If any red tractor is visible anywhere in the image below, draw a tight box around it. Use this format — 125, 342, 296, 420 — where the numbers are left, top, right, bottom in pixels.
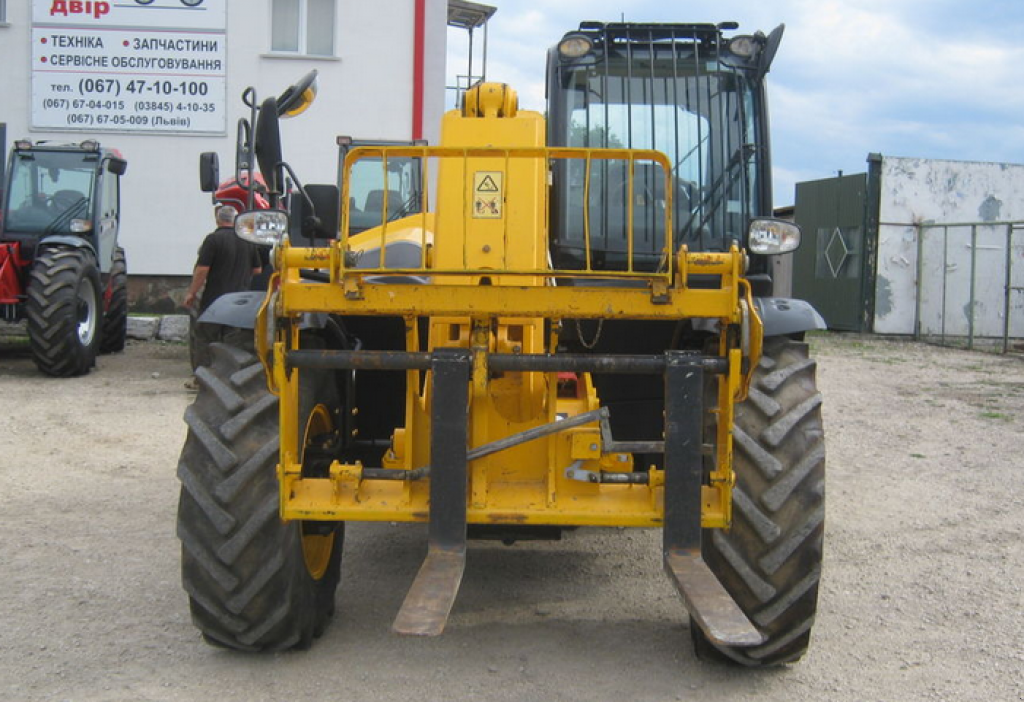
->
0, 139, 128, 376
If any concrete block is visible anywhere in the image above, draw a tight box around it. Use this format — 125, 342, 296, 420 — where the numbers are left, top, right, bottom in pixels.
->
127, 316, 160, 340
157, 315, 191, 342
0, 321, 28, 340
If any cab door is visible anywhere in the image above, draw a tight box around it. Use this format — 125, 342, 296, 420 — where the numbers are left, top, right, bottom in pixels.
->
94, 160, 121, 273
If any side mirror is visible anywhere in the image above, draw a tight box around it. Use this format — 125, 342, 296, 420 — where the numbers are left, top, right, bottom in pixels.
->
107, 157, 128, 176
198, 152, 219, 192
757, 24, 785, 78
277, 70, 319, 118
254, 96, 282, 194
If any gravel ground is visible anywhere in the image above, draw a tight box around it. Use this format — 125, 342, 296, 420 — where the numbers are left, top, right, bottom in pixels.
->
0, 333, 1021, 702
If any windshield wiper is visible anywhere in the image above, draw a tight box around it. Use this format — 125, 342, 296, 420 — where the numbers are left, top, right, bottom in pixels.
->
388, 192, 422, 222
684, 143, 756, 246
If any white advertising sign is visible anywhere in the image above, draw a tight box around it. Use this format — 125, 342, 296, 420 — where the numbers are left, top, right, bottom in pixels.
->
31, 0, 227, 134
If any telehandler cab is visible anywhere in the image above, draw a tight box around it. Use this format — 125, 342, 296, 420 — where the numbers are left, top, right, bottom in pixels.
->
178, 22, 826, 666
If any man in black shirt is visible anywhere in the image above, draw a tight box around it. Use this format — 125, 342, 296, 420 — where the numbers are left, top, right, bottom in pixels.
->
184, 205, 262, 380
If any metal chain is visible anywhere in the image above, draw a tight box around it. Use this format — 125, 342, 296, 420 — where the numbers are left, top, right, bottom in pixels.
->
574, 318, 604, 349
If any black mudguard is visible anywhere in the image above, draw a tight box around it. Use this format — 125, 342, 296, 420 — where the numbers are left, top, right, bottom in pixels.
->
753, 297, 827, 338
197, 291, 265, 329
198, 291, 329, 331
39, 235, 97, 260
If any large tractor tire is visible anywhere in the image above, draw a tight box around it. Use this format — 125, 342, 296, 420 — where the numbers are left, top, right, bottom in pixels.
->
693, 337, 825, 666
177, 341, 343, 651
26, 247, 102, 377
100, 247, 128, 354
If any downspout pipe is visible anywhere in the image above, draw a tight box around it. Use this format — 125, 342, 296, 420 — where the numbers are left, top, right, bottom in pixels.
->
412, 0, 426, 140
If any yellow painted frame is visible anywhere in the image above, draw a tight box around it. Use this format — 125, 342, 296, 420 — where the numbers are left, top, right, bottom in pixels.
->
260, 140, 762, 532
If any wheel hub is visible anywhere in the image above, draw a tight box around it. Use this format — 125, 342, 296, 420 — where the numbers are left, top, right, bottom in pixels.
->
301, 404, 337, 579
76, 277, 98, 345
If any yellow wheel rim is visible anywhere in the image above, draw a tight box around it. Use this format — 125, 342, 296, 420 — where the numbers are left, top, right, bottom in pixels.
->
300, 404, 336, 580
302, 532, 335, 581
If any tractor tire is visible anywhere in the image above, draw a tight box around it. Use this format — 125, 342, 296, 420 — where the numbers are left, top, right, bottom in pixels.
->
692, 337, 825, 666
100, 247, 128, 354
177, 341, 343, 651
26, 247, 102, 377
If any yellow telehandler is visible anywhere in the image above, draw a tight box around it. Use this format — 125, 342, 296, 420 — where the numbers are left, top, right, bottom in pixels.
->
178, 22, 826, 666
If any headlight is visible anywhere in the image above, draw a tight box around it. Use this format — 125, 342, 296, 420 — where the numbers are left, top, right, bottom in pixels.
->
70, 219, 93, 233
558, 34, 592, 58
748, 218, 801, 254
728, 35, 759, 58
236, 209, 289, 245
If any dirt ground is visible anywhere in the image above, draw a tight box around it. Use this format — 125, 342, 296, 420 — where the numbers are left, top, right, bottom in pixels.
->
0, 333, 1021, 702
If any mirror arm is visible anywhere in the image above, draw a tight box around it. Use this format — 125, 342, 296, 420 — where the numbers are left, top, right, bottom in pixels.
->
235, 118, 255, 210
242, 86, 257, 109
280, 161, 316, 218
279, 162, 328, 237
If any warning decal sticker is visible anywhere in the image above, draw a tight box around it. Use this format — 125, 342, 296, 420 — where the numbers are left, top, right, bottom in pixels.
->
473, 171, 503, 219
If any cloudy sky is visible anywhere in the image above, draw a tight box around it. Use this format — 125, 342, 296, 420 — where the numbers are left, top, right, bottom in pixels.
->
446, 0, 1024, 206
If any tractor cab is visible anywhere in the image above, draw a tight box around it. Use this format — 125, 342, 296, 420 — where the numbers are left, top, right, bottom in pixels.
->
547, 22, 787, 280
0, 139, 128, 376
2, 140, 126, 270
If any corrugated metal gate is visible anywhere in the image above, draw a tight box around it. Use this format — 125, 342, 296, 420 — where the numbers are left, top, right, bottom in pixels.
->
791, 172, 875, 331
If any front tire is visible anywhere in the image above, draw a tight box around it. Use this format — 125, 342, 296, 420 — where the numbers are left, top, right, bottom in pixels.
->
177, 342, 342, 651
100, 247, 128, 354
26, 247, 102, 377
693, 338, 825, 666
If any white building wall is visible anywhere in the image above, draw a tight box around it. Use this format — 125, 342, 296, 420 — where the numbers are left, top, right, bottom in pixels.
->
0, 0, 447, 278
422, 0, 448, 146
874, 155, 1024, 336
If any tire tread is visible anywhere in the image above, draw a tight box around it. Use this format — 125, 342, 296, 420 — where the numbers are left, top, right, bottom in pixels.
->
695, 338, 826, 666
26, 248, 101, 376
177, 342, 341, 651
